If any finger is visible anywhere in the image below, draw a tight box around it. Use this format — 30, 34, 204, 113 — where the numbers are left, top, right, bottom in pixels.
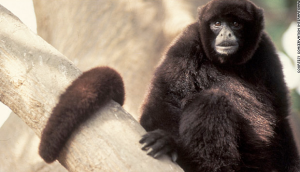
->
148, 139, 172, 158
171, 152, 178, 162
139, 135, 148, 144
146, 147, 155, 157
153, 147, 172, 159
139, 137, 156, 149
141, 143, 150, 151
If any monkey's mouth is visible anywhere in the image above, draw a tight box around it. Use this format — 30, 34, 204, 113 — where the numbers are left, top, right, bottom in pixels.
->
216, 45, 238, 51
215, 42, 239, 55
217, 41, 237, 46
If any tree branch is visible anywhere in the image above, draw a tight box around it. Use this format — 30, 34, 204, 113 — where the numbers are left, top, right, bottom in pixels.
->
0, 5, 183, 172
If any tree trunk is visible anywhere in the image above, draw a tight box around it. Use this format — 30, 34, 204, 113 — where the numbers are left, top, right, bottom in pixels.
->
0, 5, 183, 172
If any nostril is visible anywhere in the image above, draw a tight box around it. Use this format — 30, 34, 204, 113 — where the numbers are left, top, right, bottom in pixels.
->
228, 33, 231, 37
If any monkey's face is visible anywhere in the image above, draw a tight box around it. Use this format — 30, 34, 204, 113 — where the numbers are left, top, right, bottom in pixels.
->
198, 0, 264, 65
209, 18, 244, 63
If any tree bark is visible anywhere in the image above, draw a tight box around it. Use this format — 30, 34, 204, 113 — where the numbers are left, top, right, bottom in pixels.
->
0, 5, 183, 172
0, 112, 67, 172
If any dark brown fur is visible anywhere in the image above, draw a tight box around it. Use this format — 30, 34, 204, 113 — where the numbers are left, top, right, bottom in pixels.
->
140, 0, 300, 171
39, 67, 124, 163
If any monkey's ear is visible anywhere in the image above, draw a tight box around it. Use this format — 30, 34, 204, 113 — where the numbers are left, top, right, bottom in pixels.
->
197, 5, 206, 21
245, 1, 264, 22
197, 5, 204, 15
256, 7, 264, 21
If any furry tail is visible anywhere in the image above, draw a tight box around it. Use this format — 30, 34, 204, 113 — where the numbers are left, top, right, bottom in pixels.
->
39, 67, 125, 163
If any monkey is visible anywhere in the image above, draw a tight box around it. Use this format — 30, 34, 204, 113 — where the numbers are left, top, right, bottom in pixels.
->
139, 0, 300, 171
38, 0, 300, 171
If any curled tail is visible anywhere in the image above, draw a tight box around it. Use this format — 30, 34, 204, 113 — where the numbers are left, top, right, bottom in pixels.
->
39, 67, 125, 163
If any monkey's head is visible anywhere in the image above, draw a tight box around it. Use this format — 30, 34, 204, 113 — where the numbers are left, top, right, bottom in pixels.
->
198, 0, 264, 65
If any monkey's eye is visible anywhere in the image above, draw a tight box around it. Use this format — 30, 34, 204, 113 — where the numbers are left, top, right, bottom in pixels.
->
214, 21, 221, 27
232, 21, 243, 29
233, 22, 239, 27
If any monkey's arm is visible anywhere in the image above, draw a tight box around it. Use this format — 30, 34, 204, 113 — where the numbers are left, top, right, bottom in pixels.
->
139, 54, 186, 160
139, 22, 202, 160
39, 67, 124, 163
139, 75, 182, 161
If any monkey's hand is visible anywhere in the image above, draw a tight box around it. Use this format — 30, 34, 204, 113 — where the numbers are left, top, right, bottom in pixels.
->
139, 129, 178, 162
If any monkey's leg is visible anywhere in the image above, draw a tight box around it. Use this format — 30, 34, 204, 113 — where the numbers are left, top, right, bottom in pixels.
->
179, 89, 240, 172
